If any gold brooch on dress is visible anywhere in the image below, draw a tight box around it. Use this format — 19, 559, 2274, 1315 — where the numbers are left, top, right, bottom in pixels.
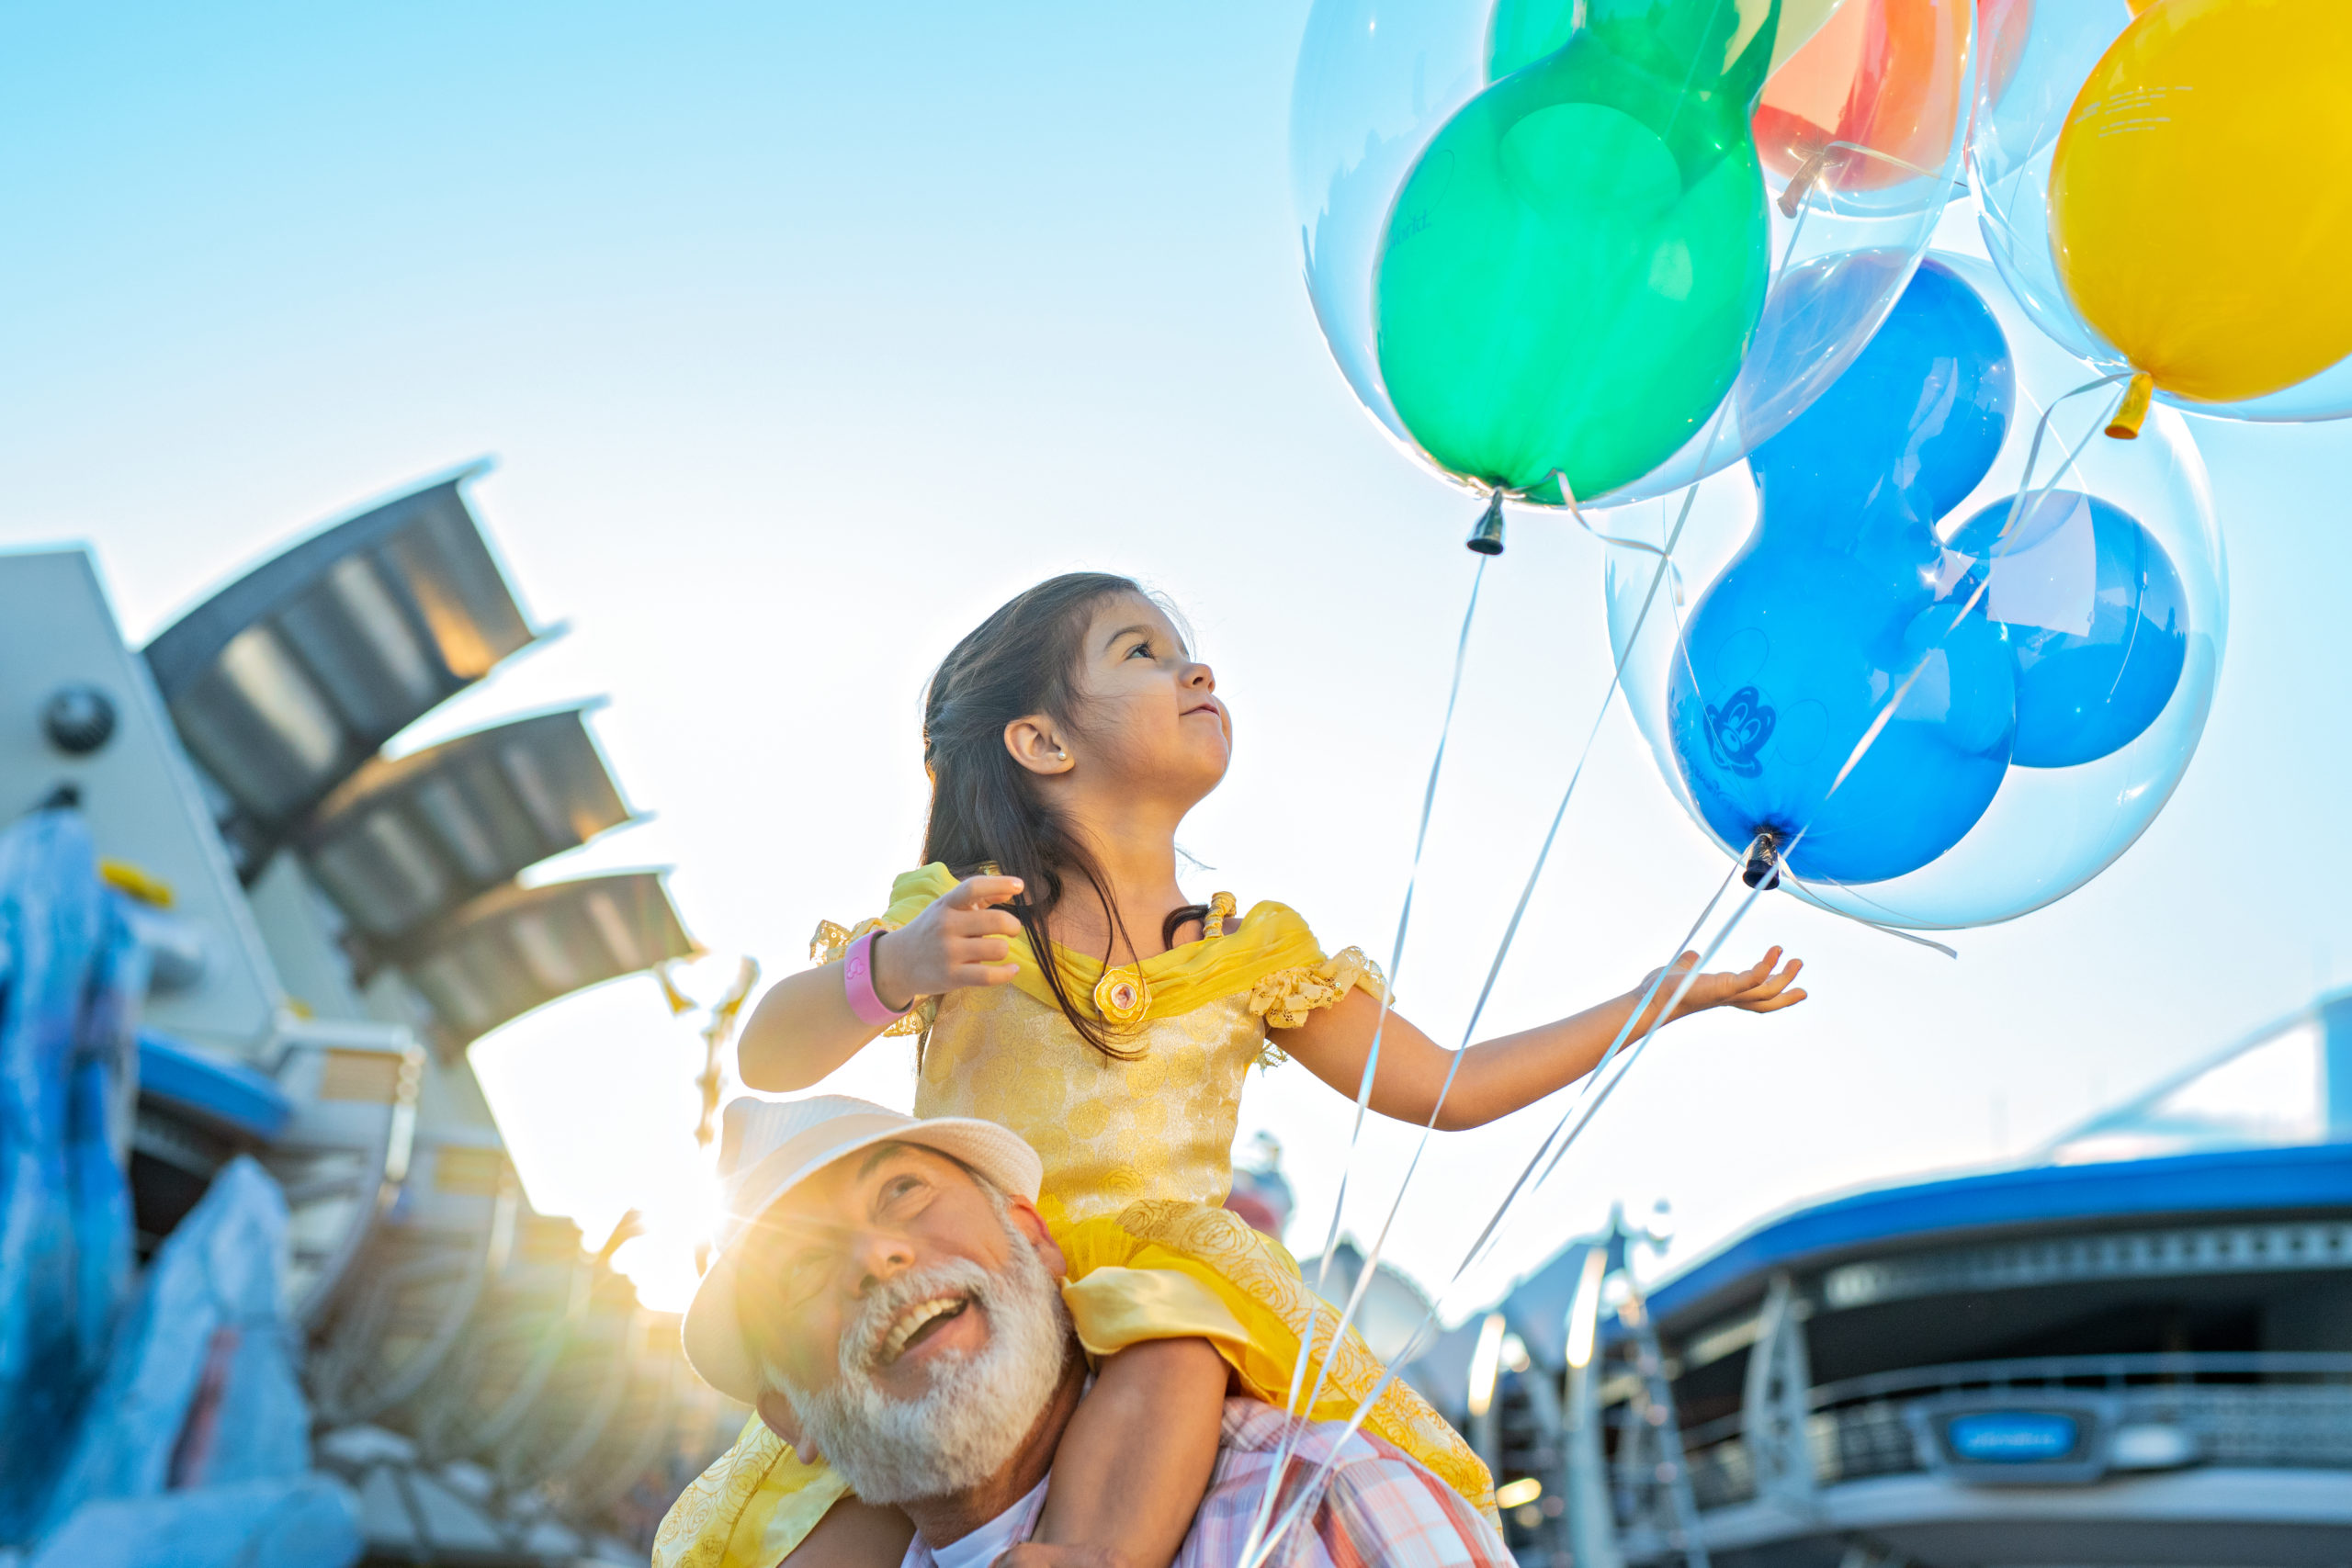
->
1092, 965, 1150, 1027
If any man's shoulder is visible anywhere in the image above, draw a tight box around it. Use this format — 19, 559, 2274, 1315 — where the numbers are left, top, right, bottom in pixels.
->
1213, 1396, 1443, 1479
1216, 1397, 1374, 1465
1200, 1399, 1511, 1567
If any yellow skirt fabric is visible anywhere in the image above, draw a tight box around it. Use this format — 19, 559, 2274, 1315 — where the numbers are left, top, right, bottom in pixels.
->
651, 1416, 846, 1568
650, 1202, 1495, 1568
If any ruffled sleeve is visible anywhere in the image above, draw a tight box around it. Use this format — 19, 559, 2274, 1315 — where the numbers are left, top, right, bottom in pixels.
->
806, 864, 961, 1038
1246, 945, 1389, 1032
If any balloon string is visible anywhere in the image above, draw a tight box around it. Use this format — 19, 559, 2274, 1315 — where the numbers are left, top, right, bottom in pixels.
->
1240, 855, 1745, 1568
1302, 548, 1485, 1317
1260, 367, 2125, 1564
1248, 107, 1975, 1556
1238, 846, 1770, 1568
1247, 338, 1766, 1540
1260, 477, 1704, 1450
1243, 186, 1847, 1545
1238, 553, 1486, 1562
1783, 875, 1962, 955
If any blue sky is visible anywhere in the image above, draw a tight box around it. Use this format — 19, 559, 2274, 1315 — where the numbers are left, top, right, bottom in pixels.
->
6, 2, 2349, 1312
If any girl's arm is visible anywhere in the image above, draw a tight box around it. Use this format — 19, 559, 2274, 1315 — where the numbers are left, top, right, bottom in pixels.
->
736, 875, 1027, 1091
1026, 1337, 1229, 1568
1272, 949, 1805, 1132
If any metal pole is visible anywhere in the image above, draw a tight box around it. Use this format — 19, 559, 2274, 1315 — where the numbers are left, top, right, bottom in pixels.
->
694, 957, 761, 1150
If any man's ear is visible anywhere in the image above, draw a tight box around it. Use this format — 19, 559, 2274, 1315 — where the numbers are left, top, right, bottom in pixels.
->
1005, 1194, 1068, 1279
754, 1389, 819, 1461
1003, 716, 1074, 778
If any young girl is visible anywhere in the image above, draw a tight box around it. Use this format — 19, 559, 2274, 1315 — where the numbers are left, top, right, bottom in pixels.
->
656, 573, 1804, 1568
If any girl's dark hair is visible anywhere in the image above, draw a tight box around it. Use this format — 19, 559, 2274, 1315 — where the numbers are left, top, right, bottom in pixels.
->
921, 572, 1207, 1057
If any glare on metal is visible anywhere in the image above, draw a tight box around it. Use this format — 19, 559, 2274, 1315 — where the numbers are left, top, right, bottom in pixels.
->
1566, 1246, 1609, 1370
1494, 1476, 1544, 1510
1466, 1311, 1509, 1418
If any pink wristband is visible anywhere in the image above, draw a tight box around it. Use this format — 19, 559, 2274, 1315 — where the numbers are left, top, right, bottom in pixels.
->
843, 929, 910, 1027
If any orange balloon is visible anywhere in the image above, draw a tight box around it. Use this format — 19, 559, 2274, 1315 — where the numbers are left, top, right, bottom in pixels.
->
1754, 0, 1970, 188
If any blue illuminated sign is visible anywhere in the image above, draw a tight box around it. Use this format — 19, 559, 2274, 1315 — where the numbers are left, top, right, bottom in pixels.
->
1946, 1412, 2081, 1462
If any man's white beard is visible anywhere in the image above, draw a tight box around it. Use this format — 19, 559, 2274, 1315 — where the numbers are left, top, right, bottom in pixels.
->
766, 1213, 1072, 1506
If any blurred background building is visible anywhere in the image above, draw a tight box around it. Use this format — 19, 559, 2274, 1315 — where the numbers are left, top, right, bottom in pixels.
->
0, 472, 732, 1567
1396, 1001, 2352, 1568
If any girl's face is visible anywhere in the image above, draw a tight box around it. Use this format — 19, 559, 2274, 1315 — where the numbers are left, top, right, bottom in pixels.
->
1066, 593, 1230, 802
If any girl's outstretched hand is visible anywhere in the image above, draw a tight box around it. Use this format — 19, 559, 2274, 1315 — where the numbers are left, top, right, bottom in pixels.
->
869, 874, 1026, 1009
1634, 947, 1806, 1031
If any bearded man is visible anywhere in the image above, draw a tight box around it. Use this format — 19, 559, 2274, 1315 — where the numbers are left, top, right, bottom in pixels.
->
658, 1096, 1512, 1568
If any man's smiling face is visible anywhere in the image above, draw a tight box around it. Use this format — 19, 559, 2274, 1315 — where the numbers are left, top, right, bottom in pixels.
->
744, 1141, 1035, 1397
735, 1140, 1075, 1505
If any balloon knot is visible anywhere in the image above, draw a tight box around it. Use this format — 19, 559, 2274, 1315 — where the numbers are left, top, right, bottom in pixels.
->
1465, 492, 1506, 556
2106, 371, 2155, 439
1777, 149, 1829, 220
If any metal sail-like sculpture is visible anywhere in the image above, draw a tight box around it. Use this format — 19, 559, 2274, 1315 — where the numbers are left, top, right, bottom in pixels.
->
144, 470, 542, 881
298, 705, 635, 956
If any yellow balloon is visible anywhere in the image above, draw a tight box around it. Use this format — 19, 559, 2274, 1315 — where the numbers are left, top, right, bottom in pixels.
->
2049, 0, 2352, 405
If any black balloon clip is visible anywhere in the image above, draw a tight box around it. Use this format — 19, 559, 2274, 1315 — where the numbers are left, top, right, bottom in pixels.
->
1465, 492, 1506, 556
1743, 829, 1782, 891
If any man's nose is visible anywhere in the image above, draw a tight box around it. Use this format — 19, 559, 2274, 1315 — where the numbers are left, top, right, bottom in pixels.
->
848, 1226, 916, 1293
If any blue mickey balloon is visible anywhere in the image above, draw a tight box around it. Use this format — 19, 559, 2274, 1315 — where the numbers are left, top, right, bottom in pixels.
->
1669, 258, 2019, 885
1946, 490, 2188, 768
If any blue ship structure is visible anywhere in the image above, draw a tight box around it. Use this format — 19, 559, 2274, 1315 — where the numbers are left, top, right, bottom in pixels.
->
0, 472, 725, 1566
1421, 998, 2352, 1567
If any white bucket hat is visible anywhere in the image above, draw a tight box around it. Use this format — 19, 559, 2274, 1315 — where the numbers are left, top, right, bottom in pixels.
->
682, 1094, 1044, 1404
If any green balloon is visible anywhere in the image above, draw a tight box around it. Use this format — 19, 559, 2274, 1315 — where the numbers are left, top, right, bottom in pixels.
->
1487, 0, 1582, 81
1374, 0, 1781, 503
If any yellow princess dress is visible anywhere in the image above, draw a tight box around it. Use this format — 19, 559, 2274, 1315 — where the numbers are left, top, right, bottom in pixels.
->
652, 866, 1495, 1568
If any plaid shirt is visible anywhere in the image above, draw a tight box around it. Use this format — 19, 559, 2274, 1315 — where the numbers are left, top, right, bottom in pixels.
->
902, 1397, 1512, 1568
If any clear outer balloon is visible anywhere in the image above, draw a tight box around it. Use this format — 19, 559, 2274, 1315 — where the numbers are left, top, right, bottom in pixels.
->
1604, 253, 2226, 930
1972, 0, 2352, 422
1290, 0, 1974, 510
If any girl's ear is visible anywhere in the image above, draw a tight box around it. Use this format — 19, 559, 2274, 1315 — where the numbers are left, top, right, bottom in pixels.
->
1003, 715, 1075, 777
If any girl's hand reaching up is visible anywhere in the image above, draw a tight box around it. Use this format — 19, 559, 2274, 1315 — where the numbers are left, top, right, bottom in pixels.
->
1633, 947, 1805, 1033
869, 874, 1026, 1010
1273, 945, 1807, 1133
734, 874, 1027, 1094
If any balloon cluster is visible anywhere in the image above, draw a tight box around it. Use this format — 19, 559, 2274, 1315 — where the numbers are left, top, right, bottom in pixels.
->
1292, 0, 1971, 517
1291, 0, 2345, 930
1606, 254, 2224, 929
